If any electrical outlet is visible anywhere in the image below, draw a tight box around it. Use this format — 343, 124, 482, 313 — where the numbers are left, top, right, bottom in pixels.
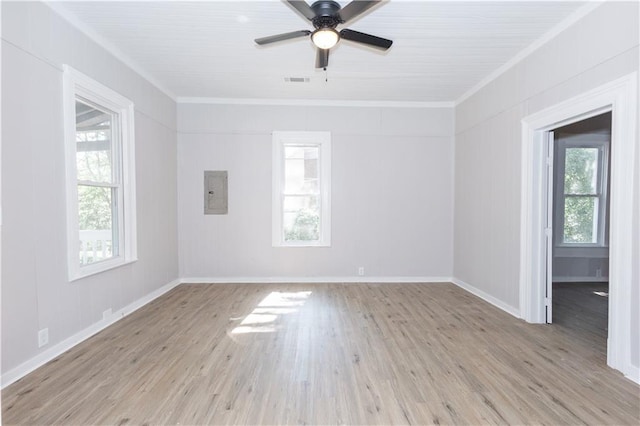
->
103, 308, 113, 320
358, 267, 365, 276
38, 328, 49, 348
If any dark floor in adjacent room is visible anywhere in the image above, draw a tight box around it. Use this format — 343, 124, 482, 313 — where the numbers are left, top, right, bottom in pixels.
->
553, 281, 609, 358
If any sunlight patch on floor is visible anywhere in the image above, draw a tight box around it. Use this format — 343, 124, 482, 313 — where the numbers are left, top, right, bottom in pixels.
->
231, 291, 312, 334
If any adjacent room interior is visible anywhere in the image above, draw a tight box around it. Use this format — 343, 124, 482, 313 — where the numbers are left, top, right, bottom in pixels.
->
551, 113, 612, 357
1, 0, 639, 424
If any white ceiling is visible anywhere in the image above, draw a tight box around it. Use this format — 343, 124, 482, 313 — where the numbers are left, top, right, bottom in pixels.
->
53, 0, 589, 103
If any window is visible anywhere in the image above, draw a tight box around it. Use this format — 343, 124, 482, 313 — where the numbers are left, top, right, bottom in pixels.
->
555, 137, 609, 246
272, 131, 331, 247
63, 65, 137, 280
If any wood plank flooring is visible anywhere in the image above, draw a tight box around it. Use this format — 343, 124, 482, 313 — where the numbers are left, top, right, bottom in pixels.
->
3, 283, 639, 425
553, 282, 609, 357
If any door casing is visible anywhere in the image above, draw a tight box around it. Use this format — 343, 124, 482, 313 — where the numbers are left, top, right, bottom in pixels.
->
519, 72, 637, 380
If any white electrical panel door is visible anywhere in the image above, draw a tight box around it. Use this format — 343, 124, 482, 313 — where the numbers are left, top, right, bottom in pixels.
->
204, 171, 228, 214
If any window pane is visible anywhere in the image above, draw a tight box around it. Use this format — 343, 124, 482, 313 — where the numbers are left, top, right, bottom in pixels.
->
564, 196, 598, 243
283, 195, 320, 241
76, 100, 113, 183
77, 185, 116, 265
564, 147, 598, 195
284, 146, 319, 194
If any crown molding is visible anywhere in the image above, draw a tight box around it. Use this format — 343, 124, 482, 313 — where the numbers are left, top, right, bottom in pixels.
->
455, 0, 606, 106
44, 1, 176, 101
176, 97, 454, 108
44, 0, 604, 110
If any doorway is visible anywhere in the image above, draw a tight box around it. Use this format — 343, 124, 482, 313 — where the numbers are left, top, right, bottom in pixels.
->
519, 72, 637, 379
548, 113, 612, 357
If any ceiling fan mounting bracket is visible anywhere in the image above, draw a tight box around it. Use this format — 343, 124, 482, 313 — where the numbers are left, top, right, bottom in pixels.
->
310, 1, 343, 21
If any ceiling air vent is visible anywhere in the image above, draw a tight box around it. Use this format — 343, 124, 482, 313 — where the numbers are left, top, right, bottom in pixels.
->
284, 77, 310, 83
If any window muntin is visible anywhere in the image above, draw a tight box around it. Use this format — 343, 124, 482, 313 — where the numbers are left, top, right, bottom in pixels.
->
273, 132, 330, 247
64, 65, 137, 280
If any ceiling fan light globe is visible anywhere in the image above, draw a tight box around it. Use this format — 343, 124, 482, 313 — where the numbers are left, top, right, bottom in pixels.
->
311, 28, 339, 49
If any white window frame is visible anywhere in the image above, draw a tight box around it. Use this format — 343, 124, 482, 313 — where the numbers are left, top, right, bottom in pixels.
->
554, 135, 609, 248
272, 131, 331, 247
63, 65, 137, 281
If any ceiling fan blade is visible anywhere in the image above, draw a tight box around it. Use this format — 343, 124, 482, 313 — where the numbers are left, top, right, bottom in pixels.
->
255, 30, 311, 45
339, 28, 392, 49
316, 48, 329, 69
285, 0, 317, 20
337, 0, 380, 23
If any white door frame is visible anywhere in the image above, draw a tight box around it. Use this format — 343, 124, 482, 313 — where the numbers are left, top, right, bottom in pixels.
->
544, 131, 554, 324
519, 72, 637, 379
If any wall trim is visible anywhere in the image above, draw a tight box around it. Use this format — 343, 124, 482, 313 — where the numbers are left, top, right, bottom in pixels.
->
0, 278, 182, 389
519, 72, 637, 379
176, 97, 454, 109
552, 276, 609, 283
4, 275, 634, 388
455, 1, 604, 106
44, 1, 176, 101
627, 364, 640, 385
180, 276, 454, 284
451, 278, 521, 318
41, 0, 605, 108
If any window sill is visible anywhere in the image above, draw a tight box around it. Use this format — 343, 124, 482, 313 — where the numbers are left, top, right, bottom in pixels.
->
555, 244, 608, 248
273, 242, 331, 248
554, 246, 608, 258
69, 257, 138, 282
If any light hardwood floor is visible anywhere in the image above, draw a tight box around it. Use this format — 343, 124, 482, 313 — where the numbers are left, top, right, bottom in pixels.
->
3, 283, 639, 425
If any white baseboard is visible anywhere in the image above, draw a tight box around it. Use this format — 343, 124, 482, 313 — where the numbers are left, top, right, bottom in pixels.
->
625, 364, 640, 385
3, 275, 631, 388
0, 276, 451, 388
0, 278, 182, 389
451, 277, 520, 318
450, 279, 637, 385
180, 276, 453, 284
552, 276, 609, 283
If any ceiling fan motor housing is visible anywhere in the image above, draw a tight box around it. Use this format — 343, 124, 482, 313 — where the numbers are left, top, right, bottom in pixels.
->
311, 0, 343, 28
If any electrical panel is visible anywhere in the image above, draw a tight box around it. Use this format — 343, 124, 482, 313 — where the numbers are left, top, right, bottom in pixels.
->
204, 171, 228, 214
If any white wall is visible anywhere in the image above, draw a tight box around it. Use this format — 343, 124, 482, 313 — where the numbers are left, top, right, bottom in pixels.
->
178, 104, 454, 280
454, 1, 639, 367
1, 2, 178, 378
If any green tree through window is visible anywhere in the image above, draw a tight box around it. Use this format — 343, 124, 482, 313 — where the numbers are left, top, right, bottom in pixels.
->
562, 146, 604, 244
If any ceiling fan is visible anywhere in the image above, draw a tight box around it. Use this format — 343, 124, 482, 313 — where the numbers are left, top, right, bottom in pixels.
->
255, 0, 393, 69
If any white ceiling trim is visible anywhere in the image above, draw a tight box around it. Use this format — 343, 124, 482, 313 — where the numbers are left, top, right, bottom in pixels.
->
44, 0, 177, 101
455, 0, 605, 106
176, 97, 454, 108
44, 0, 596, 107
